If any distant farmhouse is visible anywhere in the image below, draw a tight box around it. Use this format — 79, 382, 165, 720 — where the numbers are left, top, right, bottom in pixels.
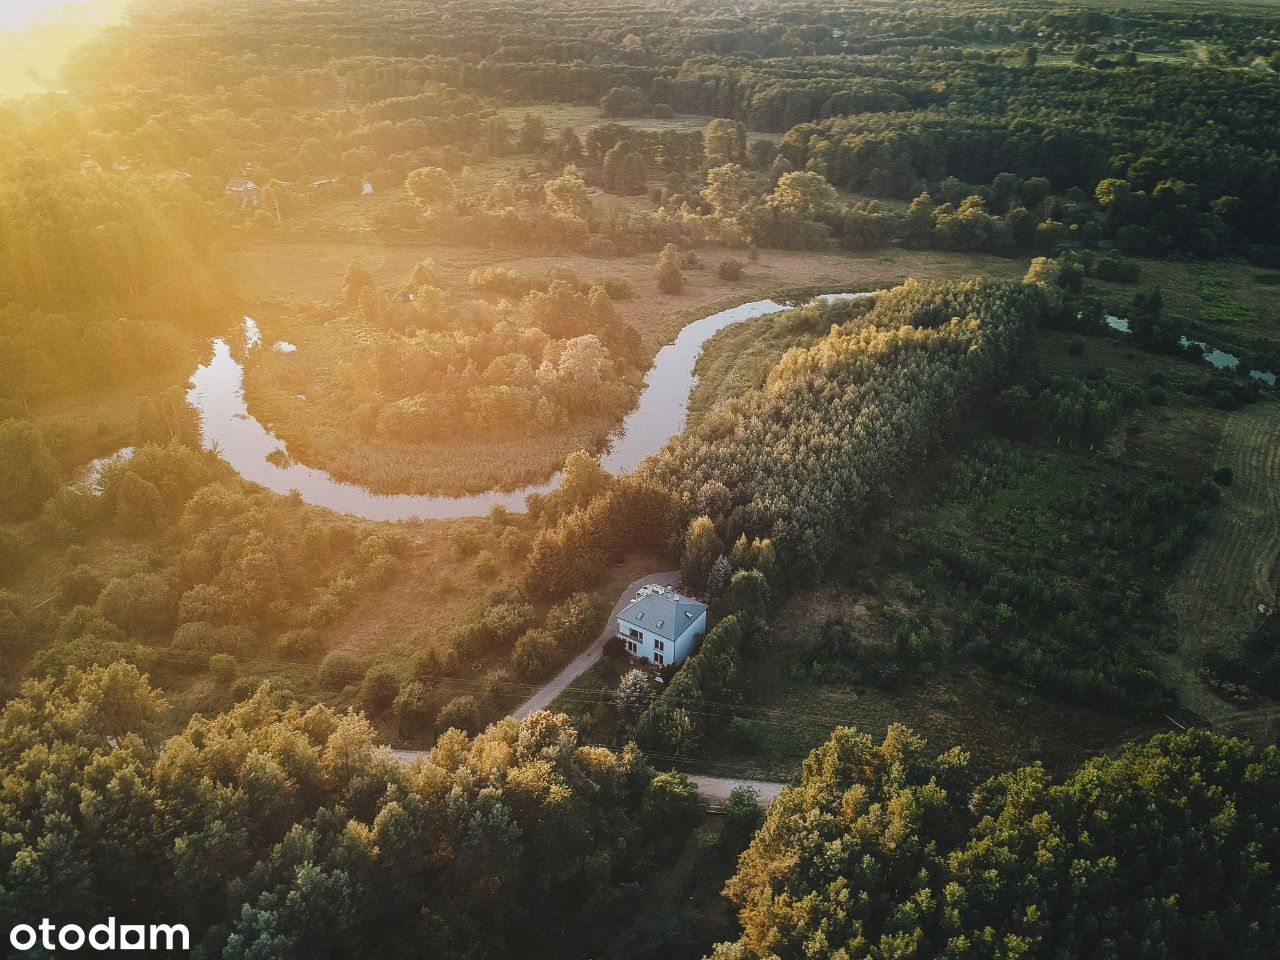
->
225, 176, 260, 206
617, 584, 707, 668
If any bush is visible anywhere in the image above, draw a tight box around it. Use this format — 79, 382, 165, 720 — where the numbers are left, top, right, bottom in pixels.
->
274, 627, 317, 659
61, 565, 104, 606
1213, 465, 1235, 486
545, 592, 604, 649
393, 680, 434, 735
717, 258, 745, 281
97, 572, 177, 636
481, 597, 536, 649
656, 243, 684, 294
172, 621, 251, 658
436, 694, 482, 733
583, 236, 619, 258
360, 662, 401, 712
512, 628, 560, 680
595, 276, 635, 300
641, 772, 701, 857
414, 643, 460, 679
0, 419, 59, 522
473, 550, 498, 579
721, 786, 764, 845
318, 649, 363, 689
209, 654, 237, 681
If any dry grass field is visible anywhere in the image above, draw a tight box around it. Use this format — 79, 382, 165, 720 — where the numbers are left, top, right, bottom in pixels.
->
1164, 401, 1280, 737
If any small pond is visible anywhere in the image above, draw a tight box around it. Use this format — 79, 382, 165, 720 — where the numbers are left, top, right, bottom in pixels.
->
1105, 315, 1276, 386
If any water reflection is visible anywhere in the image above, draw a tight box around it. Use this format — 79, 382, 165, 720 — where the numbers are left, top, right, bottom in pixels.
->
1105, 315, 1275, 386
186, 293, 874, 521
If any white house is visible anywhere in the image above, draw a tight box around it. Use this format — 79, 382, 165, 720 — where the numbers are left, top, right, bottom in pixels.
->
616, 584, 707, 668
225, 176, 260, 206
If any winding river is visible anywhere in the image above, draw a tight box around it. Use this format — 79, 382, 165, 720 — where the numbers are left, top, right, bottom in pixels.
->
186, 292, 873, 521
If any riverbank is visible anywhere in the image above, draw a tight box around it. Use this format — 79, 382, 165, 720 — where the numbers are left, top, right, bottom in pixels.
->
188, 294, 875, 520
232, 244, 1028, 495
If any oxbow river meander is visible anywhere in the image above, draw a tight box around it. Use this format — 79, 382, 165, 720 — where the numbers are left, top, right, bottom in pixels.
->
184, 293, 875, 521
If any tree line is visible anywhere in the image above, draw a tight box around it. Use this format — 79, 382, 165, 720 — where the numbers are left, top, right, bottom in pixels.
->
710, 723, 1280, 960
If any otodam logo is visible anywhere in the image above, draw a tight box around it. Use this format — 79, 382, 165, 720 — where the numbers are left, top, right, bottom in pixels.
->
8, 918, 190, 953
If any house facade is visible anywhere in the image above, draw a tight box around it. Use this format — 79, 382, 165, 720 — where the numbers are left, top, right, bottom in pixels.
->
225, 176, 260, 206
616, 584, 707, 668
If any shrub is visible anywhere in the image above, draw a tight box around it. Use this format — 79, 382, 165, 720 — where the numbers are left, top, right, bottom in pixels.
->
717, 258, 745, 281
640, 772, 701, 856
360, 663, 401, 712
274, 627, 317, 659
98, 572, 177, 636
481, 598, 536, 648
307, 575, 358, 627
414, 643, 460, 679
1213, 465, 1235, 486
172, 621, 251, 658
178, 583, 231, 626
656, 243, 684, 294
595, 276, 634, 300
583, 236, 619, 258
473, 550, 498, 579
436, 694, 482, 733
545, 592, 603, 649
360, 553, 399, 589
209, 654, 237, 681
394, 680, 434, 735
318, 649, 363, 689
512, 628, 559, 680
61, 564, 104, 606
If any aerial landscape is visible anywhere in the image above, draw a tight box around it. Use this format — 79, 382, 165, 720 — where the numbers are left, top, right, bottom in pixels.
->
1, 0, 1279, 956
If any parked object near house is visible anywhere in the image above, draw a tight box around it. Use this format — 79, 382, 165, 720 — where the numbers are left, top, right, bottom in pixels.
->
616, 584, 707, 667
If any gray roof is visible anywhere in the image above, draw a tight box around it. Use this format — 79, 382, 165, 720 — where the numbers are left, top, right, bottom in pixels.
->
617, 588, 706, 641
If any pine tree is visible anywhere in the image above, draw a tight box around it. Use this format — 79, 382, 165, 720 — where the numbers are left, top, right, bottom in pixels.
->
615, 669, 653, 724
707, 554, 732, 596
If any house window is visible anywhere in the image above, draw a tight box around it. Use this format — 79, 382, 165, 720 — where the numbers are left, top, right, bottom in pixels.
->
654, 639, 665, 652
626, 627, 642, 640
654, 651, 664, 666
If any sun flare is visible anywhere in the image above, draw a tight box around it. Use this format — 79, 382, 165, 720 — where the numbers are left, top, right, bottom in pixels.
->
1, 1, 1279, 955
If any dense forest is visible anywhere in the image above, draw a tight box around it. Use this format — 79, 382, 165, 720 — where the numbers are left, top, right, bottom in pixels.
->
0, 665, 702, 958
711, 724, 1280, 959
2, 0, 1279, 957
3, 0, 1279, 310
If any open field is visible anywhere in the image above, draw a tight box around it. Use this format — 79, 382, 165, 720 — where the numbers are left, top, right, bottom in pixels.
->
315, 539, 671, 745
1089, 259, 1280, 369
1165, 401, 1280, 734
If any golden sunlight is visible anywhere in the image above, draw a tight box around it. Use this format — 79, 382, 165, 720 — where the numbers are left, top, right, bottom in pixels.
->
1, 0, 112, 29
0, 0, 129, 96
